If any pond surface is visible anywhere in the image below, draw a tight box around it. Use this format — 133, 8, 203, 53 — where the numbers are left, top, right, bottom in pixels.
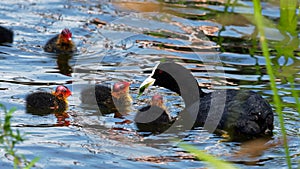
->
0, 0, 299, 168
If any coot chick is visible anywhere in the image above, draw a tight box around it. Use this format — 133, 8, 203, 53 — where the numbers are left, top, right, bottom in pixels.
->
26, 85, 72, 115
0, 26, 13, 44
43, 28, 76, 53
139, 62, 274, 140
81, 81, 132, 117
135, 94, 174, 134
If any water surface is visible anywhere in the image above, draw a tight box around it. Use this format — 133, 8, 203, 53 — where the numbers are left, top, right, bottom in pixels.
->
0, 0, 299, 168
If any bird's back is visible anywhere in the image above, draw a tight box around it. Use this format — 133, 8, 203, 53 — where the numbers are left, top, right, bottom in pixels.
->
43, 35, 59, 52
192, 89, 274, 140
0, 26, 13, 44
81, 85, 117, 114
26, 92, 67, 115
135, 105, 173, 134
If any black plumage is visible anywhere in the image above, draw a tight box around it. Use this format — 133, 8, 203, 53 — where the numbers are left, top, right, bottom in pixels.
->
26, 86, 71, 116
43, 28, 76, 53
26, 92, 67, 115
81, 82, 132, 117
135, 95, 174, 134
194, 89, 274, 139
139, 62, 274, 140
0, 26, 13, 44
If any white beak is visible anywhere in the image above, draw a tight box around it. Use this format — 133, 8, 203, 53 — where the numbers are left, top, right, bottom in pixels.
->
138, 77, 156, 97
138, 62, 160, 97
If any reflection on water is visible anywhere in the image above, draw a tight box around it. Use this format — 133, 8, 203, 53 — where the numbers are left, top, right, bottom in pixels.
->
0, 0, 299, 169
56, 54, 73, 76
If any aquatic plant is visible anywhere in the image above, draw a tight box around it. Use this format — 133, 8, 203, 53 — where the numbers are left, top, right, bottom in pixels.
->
0, 104, 39, 169
252, 0, 299, 168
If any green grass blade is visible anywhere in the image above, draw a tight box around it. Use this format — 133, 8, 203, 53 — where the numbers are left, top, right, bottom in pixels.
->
180, 143, 238, 169
279, 0, 298, 35
252, 0, 292, 168
23, 157, 40, 169
287, 77, 300, 114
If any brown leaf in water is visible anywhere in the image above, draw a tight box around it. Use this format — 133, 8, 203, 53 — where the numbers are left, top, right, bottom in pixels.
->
91, 18, 107, 27
130, 153, 196, 164
135, 40, 218, 53
234, 138, 282, 158
199, 26, 219, 36
112, 1, 165, 13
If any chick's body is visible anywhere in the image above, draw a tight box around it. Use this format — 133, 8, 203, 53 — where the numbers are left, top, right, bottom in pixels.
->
26, 86, 71, 115
44, 28, 76, 53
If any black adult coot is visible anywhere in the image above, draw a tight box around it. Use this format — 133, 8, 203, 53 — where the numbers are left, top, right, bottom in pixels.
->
43, 28, 76, 53
135, 94, 174, 134
139, 62, 274, 140
26, 85, 72, 115
0, 26, 13, 44
81, 81, 132, 117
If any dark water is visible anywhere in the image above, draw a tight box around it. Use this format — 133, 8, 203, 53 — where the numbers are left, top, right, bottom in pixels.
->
0, 0, 299, 168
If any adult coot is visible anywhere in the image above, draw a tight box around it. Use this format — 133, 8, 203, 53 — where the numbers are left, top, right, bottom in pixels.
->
135, 94, 174, 134
26, 85, 72, 115
43, 28, 76, 53
81, 81, 132, 117
0, 26, 13, 44
139, 62, 274, 140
